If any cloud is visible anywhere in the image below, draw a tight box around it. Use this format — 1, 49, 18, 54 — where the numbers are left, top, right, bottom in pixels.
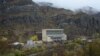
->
33, 0, 100, 11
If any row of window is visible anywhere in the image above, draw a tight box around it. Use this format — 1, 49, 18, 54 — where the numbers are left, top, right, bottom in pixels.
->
51, 37, 62, 41
46, 30, 63, 35
51, 37, 62, 39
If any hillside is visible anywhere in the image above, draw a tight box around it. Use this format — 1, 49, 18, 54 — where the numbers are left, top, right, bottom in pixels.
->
0, 0, 100, 41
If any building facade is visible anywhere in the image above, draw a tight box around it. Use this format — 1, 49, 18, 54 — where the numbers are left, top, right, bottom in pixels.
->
42, 29, 67, 42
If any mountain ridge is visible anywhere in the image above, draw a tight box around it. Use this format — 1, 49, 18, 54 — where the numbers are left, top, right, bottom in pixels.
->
0, 0, 100, 41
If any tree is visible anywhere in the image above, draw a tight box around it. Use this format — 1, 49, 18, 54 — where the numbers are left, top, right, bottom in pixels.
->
30, 35, 38, 41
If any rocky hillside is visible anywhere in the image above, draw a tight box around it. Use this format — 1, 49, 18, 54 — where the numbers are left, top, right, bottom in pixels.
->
0, 0, 39, 41
0, 0, 100, 41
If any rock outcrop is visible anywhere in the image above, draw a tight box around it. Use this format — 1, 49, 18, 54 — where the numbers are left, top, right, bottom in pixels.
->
0, 0, 100, 40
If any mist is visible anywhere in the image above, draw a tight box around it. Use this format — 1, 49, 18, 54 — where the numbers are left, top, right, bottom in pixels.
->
33, 0, 100, 11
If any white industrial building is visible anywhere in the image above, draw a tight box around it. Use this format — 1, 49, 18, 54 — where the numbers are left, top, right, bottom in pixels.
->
42, 29, 67, 42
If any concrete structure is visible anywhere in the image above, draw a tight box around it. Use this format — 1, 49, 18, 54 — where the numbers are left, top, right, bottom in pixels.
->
24, 40, 43, 49
42, 29, 67, 42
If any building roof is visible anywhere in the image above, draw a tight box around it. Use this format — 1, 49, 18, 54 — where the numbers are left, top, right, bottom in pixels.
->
42, 29, 64, 31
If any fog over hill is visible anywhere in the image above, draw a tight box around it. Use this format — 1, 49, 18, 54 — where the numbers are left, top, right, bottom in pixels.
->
33, 0, 100, 11
36, 2, 53, 6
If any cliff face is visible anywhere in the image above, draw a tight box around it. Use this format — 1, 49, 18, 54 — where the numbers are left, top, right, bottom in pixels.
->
0, 0, 38, 32
0, 0, 40, 41
0, 0, 100, 40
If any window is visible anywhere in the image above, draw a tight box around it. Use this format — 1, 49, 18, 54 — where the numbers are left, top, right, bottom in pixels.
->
51, 37, 62, 40
47, 30, 63, 35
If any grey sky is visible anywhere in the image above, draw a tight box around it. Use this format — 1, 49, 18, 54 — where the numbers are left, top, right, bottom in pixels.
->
33, 0, 100, 11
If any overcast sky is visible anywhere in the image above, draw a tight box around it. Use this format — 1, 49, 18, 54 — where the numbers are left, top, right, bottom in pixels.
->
33, 0, 100, 11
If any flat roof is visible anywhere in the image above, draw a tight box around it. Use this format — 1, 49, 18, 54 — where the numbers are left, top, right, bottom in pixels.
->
42, 29, 64, 30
